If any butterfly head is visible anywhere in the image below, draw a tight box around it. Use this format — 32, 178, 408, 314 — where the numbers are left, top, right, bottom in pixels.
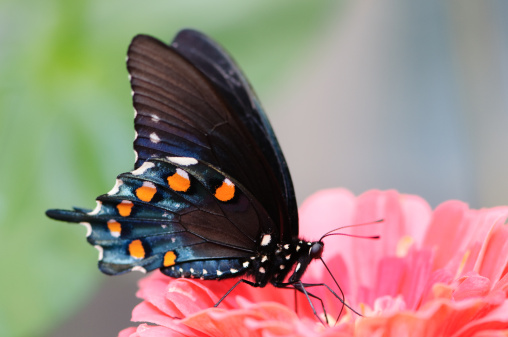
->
309, 241, 324, 259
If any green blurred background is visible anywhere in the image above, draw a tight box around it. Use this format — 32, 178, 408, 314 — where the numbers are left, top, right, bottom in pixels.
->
2, 1, 508, 336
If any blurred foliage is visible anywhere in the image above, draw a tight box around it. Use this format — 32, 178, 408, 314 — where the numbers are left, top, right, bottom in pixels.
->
0, 0, 338, 336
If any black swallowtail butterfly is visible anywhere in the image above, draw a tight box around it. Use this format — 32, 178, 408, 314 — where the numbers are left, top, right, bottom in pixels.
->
46, 29, 352, 323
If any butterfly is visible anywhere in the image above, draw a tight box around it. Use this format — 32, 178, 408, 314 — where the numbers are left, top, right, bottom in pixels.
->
46, 29, 352, 323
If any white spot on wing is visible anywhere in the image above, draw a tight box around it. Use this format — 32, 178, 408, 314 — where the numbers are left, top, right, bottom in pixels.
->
223, 178, 233, 186
151, 114, 160, 122
203, 269, 208, 274
79, 222, 92, 237
131, 266, 147, 274
88, 201, 102, 215
259, 267, 266, 273
132, 161, 155, 175
261, 255, 268, 263
284, 244, 290, 250
107, 179, 123, 195
295, 263, 301, 272
149, 132, 160, 143
230, 268, 238, 273
175, 168, 190, 180
279, 265, 285, 270
94, 245, 104, 261
167, 157, 198, 166
216, 270, 223, 276
260, 234, 271, 246
243, 261, 250, 268
142, 181, 156, 189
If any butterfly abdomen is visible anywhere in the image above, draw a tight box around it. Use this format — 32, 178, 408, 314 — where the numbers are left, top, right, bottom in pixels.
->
161, 258, 251, 280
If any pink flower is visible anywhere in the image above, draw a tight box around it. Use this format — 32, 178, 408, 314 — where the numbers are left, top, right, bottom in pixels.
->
119, 189, 508, 337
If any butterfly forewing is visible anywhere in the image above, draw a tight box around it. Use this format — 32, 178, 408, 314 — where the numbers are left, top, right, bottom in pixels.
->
171, 29, 298, 239
128, 34, 295, 242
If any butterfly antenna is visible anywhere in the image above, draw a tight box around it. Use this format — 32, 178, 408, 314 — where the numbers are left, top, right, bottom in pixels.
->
319, 219, 384, 242
322, 233, 380, 240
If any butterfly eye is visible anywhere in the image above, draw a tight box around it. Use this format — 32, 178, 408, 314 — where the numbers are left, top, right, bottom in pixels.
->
309, 242, 324, 259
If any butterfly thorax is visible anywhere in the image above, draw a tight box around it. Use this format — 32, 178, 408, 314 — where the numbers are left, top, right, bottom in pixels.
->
248, 237, 323, 287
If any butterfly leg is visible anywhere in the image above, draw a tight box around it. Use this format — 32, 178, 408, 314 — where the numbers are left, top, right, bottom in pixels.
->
300, 281, 362, 324
274, 281, 328, 325
214, 278, 259, 308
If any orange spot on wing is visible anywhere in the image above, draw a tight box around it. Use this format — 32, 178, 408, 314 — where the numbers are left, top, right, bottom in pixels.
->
107, 220, 121, 237
129, 240, 145, 259
163, 251, 177, 267
167, 169, 190, 192
136, 182, 157, 202
117, 200, 133, 217
215, 179, 235, 202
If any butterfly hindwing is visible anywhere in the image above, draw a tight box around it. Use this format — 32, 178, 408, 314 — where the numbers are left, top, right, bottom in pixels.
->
48, 157, 274, 275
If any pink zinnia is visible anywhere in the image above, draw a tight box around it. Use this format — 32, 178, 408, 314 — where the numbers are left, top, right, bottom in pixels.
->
119, 189, 508, 336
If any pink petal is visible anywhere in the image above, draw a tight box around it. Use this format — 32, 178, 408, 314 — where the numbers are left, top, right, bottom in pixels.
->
298, 188, 356, 244
470, 331, 508, 337
492, 273, 508, 294
423, 200, 469, 271
451, 300, 508, 337
399, 194, 432, 246
183, 302, 309, 337
131, 301, 175, 327
133, 323, 189, 337
358, 298, 495, 337
367, 249, 433, 310
453, 273, 491, 301
136, 272, 182, 317
477, 217, 508, 282
118, 327, 137, 337
420, 268, 455, 304
371, 295, 407, 315
425, 203, 508, 278
350, 190, 413, 298
165, 279, 220, 316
